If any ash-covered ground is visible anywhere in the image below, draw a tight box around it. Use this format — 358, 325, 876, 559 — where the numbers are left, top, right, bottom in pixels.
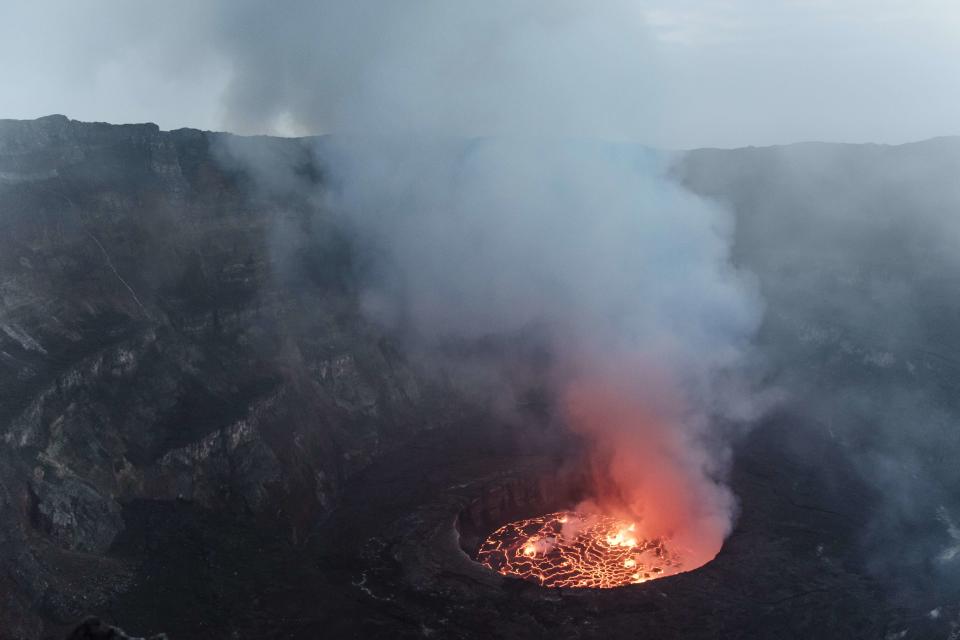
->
1, 116, 960, 639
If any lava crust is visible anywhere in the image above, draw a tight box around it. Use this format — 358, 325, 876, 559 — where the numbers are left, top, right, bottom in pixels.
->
478, 511, 681, 588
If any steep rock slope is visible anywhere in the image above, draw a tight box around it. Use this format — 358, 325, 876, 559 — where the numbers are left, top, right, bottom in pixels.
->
3, 116, 960, 638
0, 116, 455, 635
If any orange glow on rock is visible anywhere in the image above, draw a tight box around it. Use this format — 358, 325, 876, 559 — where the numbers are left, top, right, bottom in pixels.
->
562, 376, 734, 577
478, 368, 732, 588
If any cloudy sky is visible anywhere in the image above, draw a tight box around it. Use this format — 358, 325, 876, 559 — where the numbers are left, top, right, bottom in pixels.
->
1, 0, 958, 148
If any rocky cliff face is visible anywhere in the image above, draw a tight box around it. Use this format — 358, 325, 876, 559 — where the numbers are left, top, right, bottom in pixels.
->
0, 116, 457, 637
4, 117, 960, 639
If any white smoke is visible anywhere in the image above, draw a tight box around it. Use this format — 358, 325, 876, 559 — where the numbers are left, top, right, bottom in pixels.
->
216, 0, 659, 141
219, 1, 764, 556
323, 136, 760, 409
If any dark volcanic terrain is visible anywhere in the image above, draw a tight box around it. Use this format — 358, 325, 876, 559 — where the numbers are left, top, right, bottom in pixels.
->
1, 116, 960, 639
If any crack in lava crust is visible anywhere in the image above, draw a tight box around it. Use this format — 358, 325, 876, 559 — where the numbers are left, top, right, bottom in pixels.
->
477, 511, 682, 588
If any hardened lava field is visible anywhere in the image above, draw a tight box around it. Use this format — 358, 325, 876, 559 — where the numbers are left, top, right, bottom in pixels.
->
477, 511, 682, 588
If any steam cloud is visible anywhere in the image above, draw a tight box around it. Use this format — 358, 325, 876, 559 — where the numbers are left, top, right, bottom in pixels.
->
4, 0, 960, 609
219, 1, 763, 562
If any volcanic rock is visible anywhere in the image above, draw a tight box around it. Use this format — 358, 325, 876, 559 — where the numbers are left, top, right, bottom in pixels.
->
65, 617, 166, 640
1, 116, 959, 638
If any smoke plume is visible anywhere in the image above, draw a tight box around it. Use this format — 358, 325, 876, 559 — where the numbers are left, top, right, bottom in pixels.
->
218, 1, 763, 563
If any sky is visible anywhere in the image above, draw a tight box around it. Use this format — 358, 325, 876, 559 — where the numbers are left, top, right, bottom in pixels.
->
0, 0, 958, 148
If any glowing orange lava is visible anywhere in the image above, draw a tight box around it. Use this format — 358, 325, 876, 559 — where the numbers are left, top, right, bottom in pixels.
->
477, 511, 682, 588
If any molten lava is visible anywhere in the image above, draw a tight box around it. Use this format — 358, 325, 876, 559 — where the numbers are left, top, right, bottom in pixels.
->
477, 511, 682, 588
477, 374, 733, 588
